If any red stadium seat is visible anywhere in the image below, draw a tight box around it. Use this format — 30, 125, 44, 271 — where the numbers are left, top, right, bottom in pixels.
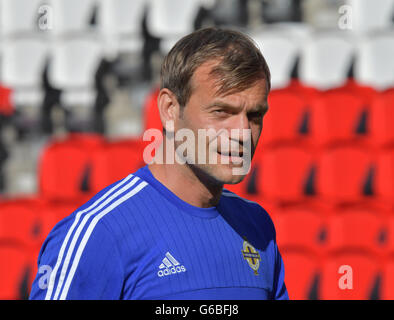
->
37, 200, 85, 239
309, 92, 368, 147
375, 150, 394, 204
316, 147, 374, 205
384, 216, 394, 255
325, 209, 387, 255
261, 91, 310, 148
258, 147, 316, 204
0, 85, 13, 116
320, 252, 380, 300
333, 79, 377, 105
90, 138, 147, 193
281, 250, 320, 300
369, 90, 394, 148
0, 244, 34, 300
273, 78, 320, 105
381, 259, 394, 300
0, 198, 45, 248
38, 133, 103, 201
273, 207, 327, 255
224, 159, 261, 199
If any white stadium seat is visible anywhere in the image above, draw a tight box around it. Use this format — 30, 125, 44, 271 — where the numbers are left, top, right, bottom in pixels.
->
299, 32, 355, 90
0, 36, 48, 106
96, 0, 147, 56
48, 37, 103, 107
0, 0, 43, 35
346, 0, 394, 34
47, 0, 97, 35
266, 22, 313, 42
250, 31, 299, 90
354, 34, 394, 90
147, 0, 202, 53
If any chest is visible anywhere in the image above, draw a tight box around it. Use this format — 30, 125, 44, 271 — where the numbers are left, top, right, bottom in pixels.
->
121, 216, 275, 299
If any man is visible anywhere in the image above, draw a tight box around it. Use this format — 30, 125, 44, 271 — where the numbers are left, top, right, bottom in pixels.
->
29, 27, 288, 300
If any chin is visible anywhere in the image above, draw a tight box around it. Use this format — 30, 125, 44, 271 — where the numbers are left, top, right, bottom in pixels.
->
208, 164, 248, 185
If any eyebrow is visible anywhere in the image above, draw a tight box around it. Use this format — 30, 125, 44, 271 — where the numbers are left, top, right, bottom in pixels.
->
207, 101, 268, 113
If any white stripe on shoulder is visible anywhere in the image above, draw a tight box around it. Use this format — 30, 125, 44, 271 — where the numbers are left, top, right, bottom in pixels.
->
222, 190, 260, 205
45, 174, 135, 300
59, 180, 148, 300
51, 176, 142, 300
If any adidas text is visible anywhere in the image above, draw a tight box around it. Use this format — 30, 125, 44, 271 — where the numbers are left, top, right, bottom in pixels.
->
158, 265, 186, 277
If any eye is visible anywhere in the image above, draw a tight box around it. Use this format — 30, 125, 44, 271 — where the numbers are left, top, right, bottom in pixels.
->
248, 111, 263, 120
212, 109, 228, 116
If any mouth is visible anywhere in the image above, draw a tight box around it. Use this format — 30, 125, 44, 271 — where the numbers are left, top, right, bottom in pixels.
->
217, 150, 244, 164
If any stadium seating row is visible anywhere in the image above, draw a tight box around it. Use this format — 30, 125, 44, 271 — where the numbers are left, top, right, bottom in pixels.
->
0, 0, 210, 40
2, 198, 394, 300
33, 131, 394, 208
38, 133, 147, 201
226, 145, 394, 208
144, 83, 394, 150
2, 31, 394, 108
263, 85, 394, 149
2, 0, 392, 36
272, 207, 394, 255
282, 249, 394, 300
0, 197, 83, 300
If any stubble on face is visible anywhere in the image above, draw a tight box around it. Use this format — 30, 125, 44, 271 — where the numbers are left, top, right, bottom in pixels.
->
173, 60, 269, 187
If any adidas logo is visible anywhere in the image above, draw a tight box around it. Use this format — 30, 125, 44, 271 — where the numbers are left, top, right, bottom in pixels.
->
157, 252, 187, 277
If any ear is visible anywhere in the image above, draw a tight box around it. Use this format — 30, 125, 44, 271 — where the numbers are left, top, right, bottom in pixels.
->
157, 88, 180, 133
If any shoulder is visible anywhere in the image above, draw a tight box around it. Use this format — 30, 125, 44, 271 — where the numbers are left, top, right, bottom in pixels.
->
43, 174, 151, 248
221, 188, 276, 237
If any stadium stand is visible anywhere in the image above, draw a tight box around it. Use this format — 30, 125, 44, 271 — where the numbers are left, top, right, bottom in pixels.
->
299, 32, 355, 90
89, 137, 147, 193
0, 85, 13, 116
0, 198, 44, 248
354, 33, 394, 91
375, 150, 394, 206
257, 146, 316, 204
147, 0, 205, 53
260, 87, 311, 149
250, 31, 299, 90
319, 252, 381, 300
38, 133, 103, 202
385, 215, 394, 255
309, 91, 369, 148
280, 250, 320, 300
48, 37, 103, 109
369, 90, 394, 148
0, 36, 49, 108
324, 209, 388, 256
0, 0, 43, 35
97, 0, 147, 56
0, 244, 34, 300
273, 206, 328, 255
315, 146, 375, 206
46, 0, 98, 35
346, 0, 394, 34
381, 259, 394, 299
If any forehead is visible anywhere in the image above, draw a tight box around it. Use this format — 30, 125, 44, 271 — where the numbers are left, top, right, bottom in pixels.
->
190, 60, 268, 104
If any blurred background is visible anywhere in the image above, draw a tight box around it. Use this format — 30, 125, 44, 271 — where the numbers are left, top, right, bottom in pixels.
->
0, 0, 394, 300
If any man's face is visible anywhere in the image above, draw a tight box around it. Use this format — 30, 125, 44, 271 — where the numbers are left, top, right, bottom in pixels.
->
173, 60, 269, 185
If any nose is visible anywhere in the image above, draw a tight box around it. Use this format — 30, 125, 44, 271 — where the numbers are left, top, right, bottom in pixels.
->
218, 113, 251, 153
230, 113, 251, 142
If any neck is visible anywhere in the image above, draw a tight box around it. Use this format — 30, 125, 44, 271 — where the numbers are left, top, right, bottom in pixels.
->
148, 161, 223, 208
